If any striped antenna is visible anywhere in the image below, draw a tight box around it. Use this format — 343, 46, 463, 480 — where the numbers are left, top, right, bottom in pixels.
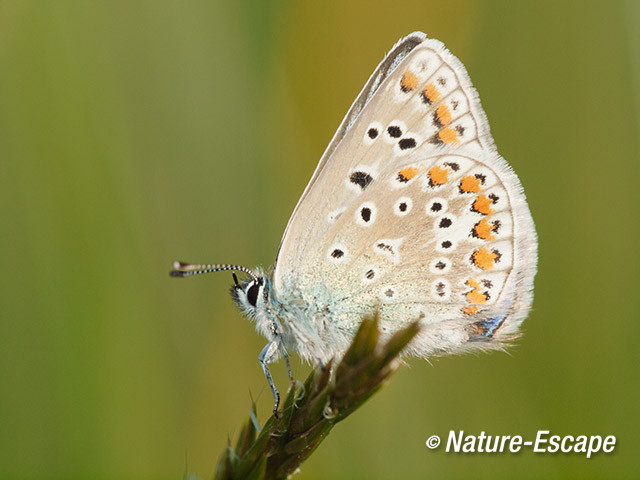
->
170, 261, 259, 281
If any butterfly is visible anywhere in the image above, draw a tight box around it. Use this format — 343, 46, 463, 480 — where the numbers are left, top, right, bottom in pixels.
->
172, 32, 538, 414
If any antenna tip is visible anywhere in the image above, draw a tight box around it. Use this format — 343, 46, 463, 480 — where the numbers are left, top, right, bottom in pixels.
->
170, 261, 190, 277
173, 260, 185, 269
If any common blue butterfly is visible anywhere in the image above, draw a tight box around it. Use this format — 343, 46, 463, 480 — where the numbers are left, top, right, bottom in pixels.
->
172, 32, 538, 414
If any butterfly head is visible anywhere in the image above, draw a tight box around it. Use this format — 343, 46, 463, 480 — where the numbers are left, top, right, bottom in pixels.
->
230, 272, 270, 319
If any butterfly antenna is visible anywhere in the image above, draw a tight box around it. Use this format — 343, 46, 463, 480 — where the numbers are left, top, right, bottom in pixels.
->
170, 261, 259, 281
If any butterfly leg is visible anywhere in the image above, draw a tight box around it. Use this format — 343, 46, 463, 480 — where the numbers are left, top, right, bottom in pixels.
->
259, 341, 281, 417
282, 348, 294, 385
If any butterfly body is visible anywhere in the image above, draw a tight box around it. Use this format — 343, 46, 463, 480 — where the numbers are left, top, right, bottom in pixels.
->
173, 32, 537, 413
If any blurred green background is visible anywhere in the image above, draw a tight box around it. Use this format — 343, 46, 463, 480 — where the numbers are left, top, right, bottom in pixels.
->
1, 1, 639, 479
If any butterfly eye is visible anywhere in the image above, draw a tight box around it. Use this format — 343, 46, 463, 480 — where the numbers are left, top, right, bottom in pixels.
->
246, 281, 260, 307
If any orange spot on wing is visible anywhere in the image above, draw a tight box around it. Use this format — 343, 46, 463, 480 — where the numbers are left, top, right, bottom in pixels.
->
428, 165, 449, 185
465, 276, 488, 305
472, 247, 498, 270
460, 175, 482, 193
466, 278, 481, 289
398, 166, 420, 181
473, 194, 494, 215
465, 276, 488, 304
473, 324, 486, 334
463, 306, 479, 315
400, 71, 419, 92
467, 289, 487, 304
436, 104, 452, 126
474, 218, 497, 240
438, 127, 459, 145
422, 83, 440, 104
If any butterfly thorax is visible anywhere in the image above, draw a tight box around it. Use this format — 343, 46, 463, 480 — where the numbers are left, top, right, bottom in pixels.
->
232, 270, 369, 363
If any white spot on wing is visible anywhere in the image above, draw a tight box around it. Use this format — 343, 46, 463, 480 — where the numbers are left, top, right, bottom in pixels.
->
393, 132, 422, 155
363, 121, 383, 147
379, 286, 397, 302
362, 266, 378, 284
355, 202, 377, 226
345, 164, 377, 194
327, 207, 346, 224
410, 50, 441, 79
394, 196, 413, 216
429, 257, 452, 274
426, 198, 448, 216
431, 65, 457, 98
327, 243, 348, 264
430, 279, 451, 301
373, 238, 403, 264
434, 214, 457, 231
435, 238, 456, 253
383, 120, 407, 144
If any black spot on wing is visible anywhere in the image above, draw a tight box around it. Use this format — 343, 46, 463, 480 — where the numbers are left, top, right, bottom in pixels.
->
376, 242, 394, 254
349, 171, 373, 190
387, 125, 402, 138
399, 138, 416, 150
439, 217, 453, 228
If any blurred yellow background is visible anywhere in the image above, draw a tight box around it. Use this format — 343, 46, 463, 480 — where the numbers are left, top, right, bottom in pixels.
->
1, 1, 639, 479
